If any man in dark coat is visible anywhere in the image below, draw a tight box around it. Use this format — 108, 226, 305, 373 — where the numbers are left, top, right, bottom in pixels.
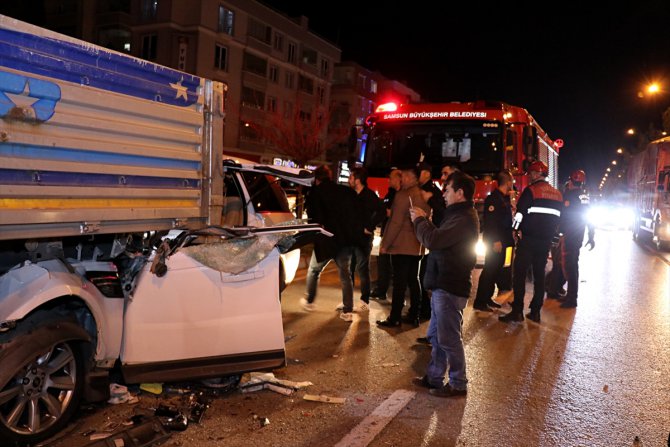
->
417, 162, 447, 321
348, 166, 385, 308
301, 165, 359, 322
370, 168, 402, 301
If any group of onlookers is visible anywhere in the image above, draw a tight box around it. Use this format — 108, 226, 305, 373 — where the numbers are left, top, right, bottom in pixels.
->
299, 160, 594, 398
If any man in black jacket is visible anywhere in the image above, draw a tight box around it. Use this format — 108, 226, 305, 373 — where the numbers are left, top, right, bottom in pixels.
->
472, 170, 514, 311
301, 165, 359, 322
416, 162, 447, 322
409, 171, 480, 398
370, 168, 402, 301
348, 166, 385, 309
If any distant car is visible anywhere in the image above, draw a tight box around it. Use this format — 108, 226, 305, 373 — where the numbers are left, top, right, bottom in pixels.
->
222, 159, 314, 291
586, 202, 634, 230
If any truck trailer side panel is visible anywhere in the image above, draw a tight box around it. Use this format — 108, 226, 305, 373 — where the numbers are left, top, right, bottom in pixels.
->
0, 15, 224, 240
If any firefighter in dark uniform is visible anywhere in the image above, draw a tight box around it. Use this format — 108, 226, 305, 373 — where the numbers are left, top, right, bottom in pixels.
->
499, 161, 563, 323
473, 170, 514, 311
556, 169, 595, 308
546, 180, 570, 299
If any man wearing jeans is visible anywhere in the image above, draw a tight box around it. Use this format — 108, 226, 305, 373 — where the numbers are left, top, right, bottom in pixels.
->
409, 171, 480, 397
301, 165, 359, 322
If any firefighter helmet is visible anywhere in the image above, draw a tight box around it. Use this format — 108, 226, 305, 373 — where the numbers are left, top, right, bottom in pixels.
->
570, 169, 586, 183
527, 161, 549, 176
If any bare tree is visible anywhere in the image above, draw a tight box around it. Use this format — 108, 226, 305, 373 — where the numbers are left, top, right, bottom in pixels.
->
247, 99, 352, 167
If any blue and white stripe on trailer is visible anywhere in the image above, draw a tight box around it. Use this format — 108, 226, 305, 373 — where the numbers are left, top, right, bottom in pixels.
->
0, 27, 201, 107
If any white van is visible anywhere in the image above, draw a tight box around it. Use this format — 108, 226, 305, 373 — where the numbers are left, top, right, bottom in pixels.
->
221, 159, 313, 291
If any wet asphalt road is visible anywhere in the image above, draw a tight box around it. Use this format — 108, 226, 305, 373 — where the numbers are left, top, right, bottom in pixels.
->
44, 229, 669, 447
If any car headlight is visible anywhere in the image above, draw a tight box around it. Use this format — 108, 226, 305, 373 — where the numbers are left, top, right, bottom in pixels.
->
475, 238, 486, 257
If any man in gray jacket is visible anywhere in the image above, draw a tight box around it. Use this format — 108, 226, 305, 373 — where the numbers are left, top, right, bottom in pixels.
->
409, 171, 479, 397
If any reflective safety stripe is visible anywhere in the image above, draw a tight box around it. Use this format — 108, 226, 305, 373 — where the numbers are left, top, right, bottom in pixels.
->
528, 206, 561, 217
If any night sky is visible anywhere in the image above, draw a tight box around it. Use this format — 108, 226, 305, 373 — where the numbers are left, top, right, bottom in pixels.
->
263, 1, 670, 185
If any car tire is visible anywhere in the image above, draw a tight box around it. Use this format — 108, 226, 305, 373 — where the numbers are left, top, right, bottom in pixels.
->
0, 312, 88, 446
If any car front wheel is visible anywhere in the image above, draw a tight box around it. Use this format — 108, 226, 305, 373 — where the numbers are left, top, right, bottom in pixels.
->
0, 316, 86, 446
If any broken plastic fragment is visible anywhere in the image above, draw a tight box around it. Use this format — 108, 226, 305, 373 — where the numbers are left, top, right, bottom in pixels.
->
303, 394, 346, 404
140, 383, 163, 395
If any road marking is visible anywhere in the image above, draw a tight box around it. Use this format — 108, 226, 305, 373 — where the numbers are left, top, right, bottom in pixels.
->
333, 389, 416, 447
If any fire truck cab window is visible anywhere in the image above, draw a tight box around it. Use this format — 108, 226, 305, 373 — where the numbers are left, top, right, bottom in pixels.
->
364, 122, 503, 179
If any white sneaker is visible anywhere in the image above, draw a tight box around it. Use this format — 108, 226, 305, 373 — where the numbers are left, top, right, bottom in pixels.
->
339, 312, 353, 322
335, 303, 345, 311
300, 297, 316, 312
357, 301, 370, 312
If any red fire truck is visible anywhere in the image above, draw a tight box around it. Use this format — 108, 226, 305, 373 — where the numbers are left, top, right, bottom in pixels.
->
357, 100, 561, 204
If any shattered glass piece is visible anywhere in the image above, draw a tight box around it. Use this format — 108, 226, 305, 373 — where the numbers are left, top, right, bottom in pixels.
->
180, 234, 283, 274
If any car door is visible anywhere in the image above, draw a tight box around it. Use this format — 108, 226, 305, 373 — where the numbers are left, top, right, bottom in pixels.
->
118, 225, 328, 384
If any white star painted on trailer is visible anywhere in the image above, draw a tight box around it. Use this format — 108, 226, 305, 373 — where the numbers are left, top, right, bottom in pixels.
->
169, 77, 189, 101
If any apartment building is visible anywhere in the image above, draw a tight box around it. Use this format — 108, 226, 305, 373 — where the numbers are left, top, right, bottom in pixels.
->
330, 61, 421, 163
1, 1, 419, 166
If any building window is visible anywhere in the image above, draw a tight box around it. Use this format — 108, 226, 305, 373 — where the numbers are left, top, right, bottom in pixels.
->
357, 74, 366, 90
218, 6, 234, 35
317, 85, 325, 105
302, 47, 317, 66
98, 27, 131, 53
214, 44, 227, 70
283, 101, 293, 119
141, 34, 157, 60
285, 71, 295, 89
241, 86, 265, 110
320, 59, 329, 77
370, 79, 378, 94
242, 51, 267, 76
267, 96, 277, 113
287, 41, 297, 64
269, 65, 279, 83
240, 120, 259, 141
298, 74, 314, 94
248, 18, 271, 44
141, 0, 158, 19
273, 32, 283, 51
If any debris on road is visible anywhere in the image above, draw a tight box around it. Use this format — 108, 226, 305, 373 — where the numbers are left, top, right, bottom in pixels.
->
239, 372, 312, 396
139, 383, 163, 395
108, 383, 139, 405
82, 416, 171, 447
303, 394, 346, 404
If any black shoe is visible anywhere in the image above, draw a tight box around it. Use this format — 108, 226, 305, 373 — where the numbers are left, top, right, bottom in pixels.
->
472, 303, 493, 312
546, 293, 564, 300
376, 317, 401, 327
416, 337, 431, 345
429, 384, 467, 398
526, 311, 541, 323
419, 313, 431, 321
499, 312, 524, 323
487, 300, 502, 309
412, 376, 438, 389
560, 301, 577, 308
402, 315, 420, 327
370, 290, 387, 300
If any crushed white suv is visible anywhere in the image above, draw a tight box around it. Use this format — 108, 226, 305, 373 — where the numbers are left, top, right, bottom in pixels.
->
221, 159, 314, 291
